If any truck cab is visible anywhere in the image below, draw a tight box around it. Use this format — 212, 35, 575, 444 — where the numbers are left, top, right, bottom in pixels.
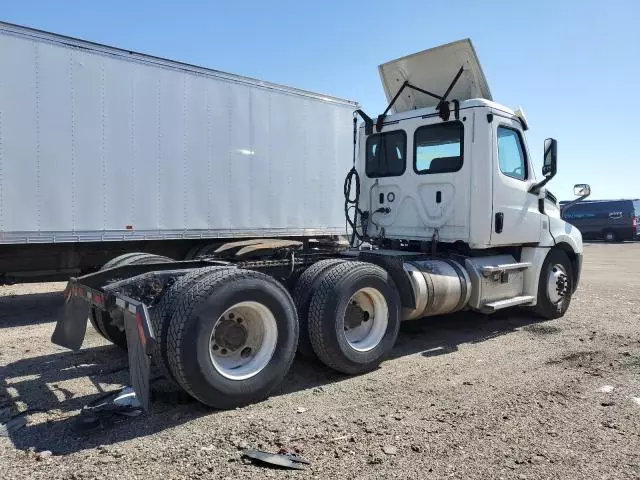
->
357, 39, 583, 255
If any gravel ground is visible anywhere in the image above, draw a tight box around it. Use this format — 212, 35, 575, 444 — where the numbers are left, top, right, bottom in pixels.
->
1, 243, 639, 479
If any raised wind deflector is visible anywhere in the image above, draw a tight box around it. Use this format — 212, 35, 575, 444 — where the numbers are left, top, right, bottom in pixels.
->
378, 39, 492, 113
374, 39, 491, 131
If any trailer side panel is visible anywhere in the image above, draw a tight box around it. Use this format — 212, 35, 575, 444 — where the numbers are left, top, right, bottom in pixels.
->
0, 23, 356, 245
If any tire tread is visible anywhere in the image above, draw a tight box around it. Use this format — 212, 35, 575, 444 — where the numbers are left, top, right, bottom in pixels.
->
149, 266, 227, 384
292, 258, 347, 358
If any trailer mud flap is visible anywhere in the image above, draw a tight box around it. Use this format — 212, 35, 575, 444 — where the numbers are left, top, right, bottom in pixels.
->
51, 291, 90, 350
122, 302, 155, 411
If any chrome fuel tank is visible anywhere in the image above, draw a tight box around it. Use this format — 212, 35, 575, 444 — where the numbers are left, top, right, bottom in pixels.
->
402, 259, 471, 320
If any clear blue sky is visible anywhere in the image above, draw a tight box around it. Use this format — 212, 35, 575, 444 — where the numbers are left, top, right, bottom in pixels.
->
3, 0, 639, 201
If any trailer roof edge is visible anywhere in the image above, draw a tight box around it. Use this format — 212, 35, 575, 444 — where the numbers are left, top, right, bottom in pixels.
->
0, 21, 359, 108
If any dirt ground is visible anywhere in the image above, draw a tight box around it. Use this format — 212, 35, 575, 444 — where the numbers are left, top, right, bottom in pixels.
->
1, 243, 639, 479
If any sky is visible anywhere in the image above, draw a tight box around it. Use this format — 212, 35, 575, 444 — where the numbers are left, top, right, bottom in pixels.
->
3, 0, 639, 201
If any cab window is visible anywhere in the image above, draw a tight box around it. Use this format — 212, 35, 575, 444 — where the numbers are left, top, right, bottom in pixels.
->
497, 126, 528, 181
365, 130, 406, 178
414, 122, 463, 174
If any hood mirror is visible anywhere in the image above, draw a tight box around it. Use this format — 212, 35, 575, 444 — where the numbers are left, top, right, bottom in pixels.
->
573, 184, 591, 197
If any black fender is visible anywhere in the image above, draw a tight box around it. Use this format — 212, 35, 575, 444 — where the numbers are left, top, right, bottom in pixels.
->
357, 251, 416, 309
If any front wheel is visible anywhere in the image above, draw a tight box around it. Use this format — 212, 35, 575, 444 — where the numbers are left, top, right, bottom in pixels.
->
533, 249, 574, 319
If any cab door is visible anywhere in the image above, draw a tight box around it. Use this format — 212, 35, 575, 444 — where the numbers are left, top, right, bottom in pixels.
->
490, 115, 542, 245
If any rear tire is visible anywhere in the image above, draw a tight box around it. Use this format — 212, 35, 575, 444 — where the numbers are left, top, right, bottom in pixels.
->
197, 243, 222, 258
308, 261, 401, 374
184, 244, 204, 260
603, 230, 617, 242
533, 248, 574, 320
166, 269, 298, 409
101, 252, 152, 269
149, 266, 227, 384
90, 253, 172, 349
292, 258, 347, 359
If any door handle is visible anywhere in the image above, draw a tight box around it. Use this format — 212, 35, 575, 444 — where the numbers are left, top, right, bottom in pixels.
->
495, 212, 504, 233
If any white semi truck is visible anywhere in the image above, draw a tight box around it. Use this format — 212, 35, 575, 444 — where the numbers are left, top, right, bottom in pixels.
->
37, 25, 590, 410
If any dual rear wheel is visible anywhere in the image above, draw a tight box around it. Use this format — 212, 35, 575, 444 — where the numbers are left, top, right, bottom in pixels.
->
162, 268, 298, 408
151, 259, 401, 409
294, 260, 401, 374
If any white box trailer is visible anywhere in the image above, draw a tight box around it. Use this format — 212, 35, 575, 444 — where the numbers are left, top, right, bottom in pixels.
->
0, 22, 356, 281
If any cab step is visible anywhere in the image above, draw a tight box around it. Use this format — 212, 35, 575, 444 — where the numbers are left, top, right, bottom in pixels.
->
482, 295, 535, 312
480, 262, 532, 277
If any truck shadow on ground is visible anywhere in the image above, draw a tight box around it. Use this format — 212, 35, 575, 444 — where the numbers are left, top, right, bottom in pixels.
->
1, 310, 543, 455
0, 291, 65, 328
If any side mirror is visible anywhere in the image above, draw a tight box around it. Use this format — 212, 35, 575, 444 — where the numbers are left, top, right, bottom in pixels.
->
542, 138, 557, 179
573, 183, 591, 197
529, 138, 558, 195
561, 183, 591, 215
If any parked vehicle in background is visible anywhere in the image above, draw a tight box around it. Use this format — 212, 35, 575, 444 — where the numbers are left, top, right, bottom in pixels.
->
560, 199, 640, 242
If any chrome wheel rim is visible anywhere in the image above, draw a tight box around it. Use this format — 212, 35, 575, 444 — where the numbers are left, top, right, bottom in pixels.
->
343, 287, 388, 352
209, 301, 278, 380
547, 263, 569, 305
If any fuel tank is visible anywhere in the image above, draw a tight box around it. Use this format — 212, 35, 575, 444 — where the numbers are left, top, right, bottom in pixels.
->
402, 259, 471, 320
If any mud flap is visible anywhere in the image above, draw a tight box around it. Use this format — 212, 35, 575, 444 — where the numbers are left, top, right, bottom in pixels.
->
123, 303, 155, 411
51, 290, 90, 350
